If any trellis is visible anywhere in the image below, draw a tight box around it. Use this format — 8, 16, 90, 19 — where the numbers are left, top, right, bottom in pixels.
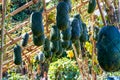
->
1, 0, 90, 66
0, 0, 117, 80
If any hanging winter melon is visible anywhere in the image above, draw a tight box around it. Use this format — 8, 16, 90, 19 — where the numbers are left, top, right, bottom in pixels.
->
71, 18, 81, 43
56, 1, 69, 30
30, 10, 44, 36
33, 34, 45, 46
14, 44, 22, 65
43, 37, 50, 52
61, 40, 70, 49
61, 22, 71, 41
66, 40, 72, 50
50, 40, 59, 54
44, 51, 53, 59
22, 33, 29, 47
35, 51, 45, 63
97, 26, 120, 72
74, 14, 83, 37
50, 25, 60, 41
80, 23, 88, 42
88, 0, 96, 13
63, 0, 72, 12
56, 40, 64, 55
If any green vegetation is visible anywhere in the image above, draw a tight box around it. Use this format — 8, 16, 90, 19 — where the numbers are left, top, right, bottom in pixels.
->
48, 58, 80, 80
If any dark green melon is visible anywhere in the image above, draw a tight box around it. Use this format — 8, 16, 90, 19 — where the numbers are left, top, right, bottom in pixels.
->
33, 34, 45, 46
71, 18, 81, 43
22, 33, 29, 47
34, 52, 45, 64
80, 23, 88, 42
35, 55, 39, 63
61, 51, 67, 57
50, 25, 60, 41
14, 44, 22, 65
74, 14, 83, 37
56, 1, 69, 30
97, 26, 120, 72
30, 11, 44, 36
88, 0, 96, 13
43, 37, 50, 52
66, 40, 72, 50
56, 40, 64, 55
61, 40, 70, 49
44, 51, 53, 59
38, 52, 45, 63
61, 22, 71, 41
74, 14, 82, 22
63, 0, 72, 12
50, 40, 59, 54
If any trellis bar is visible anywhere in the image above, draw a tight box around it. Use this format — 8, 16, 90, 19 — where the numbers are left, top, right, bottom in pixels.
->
0, 1, 34, 23
4, 29, 14, 41
3, 46, 39, 65
6, 21, 29, 35
3, 46, 40, 68
7, 48, 40, 69
0, 31, 32, 50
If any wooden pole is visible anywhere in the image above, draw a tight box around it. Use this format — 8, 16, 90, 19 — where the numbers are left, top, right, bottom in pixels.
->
43, 0, 49, 34
72, 43, 84, 80
104, 0, 112, 8
118, 0, 120, 27
91, 16, 97, 80
0, 0, 6, 79
96, 0, 107, 26
104, 0, 114, 24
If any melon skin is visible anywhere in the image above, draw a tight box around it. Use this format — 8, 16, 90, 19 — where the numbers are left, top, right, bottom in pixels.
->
97, 26, 120, 72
